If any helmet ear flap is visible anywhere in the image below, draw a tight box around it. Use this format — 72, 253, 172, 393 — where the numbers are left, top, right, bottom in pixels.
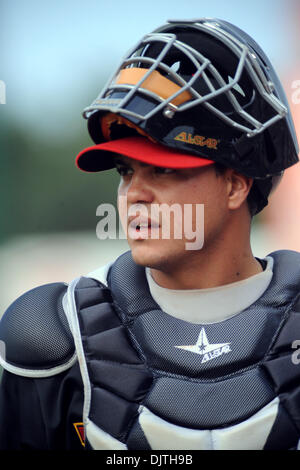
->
247, 173, 283, 216
247, 180, 272, 215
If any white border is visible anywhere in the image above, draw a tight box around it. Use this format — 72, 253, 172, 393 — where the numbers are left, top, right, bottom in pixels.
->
63, 277, 93, 441
0, 350, 77, 378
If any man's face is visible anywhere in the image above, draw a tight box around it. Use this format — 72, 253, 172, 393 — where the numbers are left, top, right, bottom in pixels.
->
116, 156, 230, 272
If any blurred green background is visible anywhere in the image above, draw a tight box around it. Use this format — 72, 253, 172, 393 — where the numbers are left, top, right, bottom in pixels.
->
0, 0, 299, 312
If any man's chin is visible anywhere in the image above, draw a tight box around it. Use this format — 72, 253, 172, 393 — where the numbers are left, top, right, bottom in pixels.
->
129, 241, 166, 269
128, 239, 182, 271
130, 244, 158, 268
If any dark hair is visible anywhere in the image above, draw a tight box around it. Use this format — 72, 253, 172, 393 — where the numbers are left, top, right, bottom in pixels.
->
214, 163, 259, 217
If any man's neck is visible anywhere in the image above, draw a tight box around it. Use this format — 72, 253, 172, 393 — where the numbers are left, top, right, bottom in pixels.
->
150, 248, 262, 290
150, 212, 261, 290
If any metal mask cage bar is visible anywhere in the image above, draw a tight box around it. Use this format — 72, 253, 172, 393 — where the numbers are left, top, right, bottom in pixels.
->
83, 23, 288, 137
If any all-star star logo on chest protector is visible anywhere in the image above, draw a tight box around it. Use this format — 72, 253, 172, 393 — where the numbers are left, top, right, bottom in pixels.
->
175, 328, 231, 364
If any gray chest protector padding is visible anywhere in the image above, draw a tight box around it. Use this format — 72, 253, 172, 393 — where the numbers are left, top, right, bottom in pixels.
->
103, 250, 300, 430
0, 282, 75, 374
73, 249, 300, 450
1, 249, 300, 449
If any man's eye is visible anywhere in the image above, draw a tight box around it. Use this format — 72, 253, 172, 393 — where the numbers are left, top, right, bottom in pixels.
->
154, 167, 176, 174
116, 165, 132, 176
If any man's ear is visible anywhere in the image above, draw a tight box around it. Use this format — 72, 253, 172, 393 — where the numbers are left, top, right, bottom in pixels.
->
226, 169, 253, 211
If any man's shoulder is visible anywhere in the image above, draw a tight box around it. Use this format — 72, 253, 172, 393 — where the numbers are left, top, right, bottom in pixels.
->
0, 257, 119, 379
0, 253, 135, 379
0, 281, 76, 377
267, 249, 300, 274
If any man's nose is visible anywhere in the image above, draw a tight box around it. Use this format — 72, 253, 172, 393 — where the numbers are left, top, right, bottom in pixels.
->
125, 172, 154, 204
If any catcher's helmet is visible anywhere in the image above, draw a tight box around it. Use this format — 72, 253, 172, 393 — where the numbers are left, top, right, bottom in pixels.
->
77, 18, 299, 214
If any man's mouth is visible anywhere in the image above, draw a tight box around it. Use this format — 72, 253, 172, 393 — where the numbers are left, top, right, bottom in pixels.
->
128, 216, 160, 239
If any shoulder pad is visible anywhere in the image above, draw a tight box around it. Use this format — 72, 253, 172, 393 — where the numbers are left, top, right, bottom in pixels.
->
0, 282, 76, 377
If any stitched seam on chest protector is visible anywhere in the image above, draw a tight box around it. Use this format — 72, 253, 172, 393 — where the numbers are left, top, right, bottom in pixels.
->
109, 286, 160, 319
121, 406, 144, 443
262, 292, 300, 434
111, 299, 150, 366
274, 394, 300, 437
98, 299, 158, 443
124, 375, 160, 443
263, 291, 300, 359
139, 362, 269, 383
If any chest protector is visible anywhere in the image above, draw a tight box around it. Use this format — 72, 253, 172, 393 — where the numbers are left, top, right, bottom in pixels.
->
65, 250, 300, 450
